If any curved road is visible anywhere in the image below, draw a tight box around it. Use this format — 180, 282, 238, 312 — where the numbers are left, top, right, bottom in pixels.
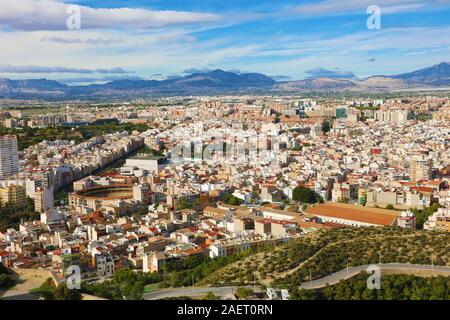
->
143, 263, 450, 300
144, 285, 254, 300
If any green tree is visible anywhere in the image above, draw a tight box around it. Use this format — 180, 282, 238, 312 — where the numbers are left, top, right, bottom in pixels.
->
0, 273, 15, 289
222, 194, 243, 206
0, 196, 38, 232
33, 279, 81, 300
359, 194, 367, 206
204, 292, 221, 300
412, 203, 442, 229
292, 186, 321, 204
338, 197, 350, 204
288, 273, 449, 300
53, 283, 82, 300
235, 287, 254, 299
322, 118, 333, 133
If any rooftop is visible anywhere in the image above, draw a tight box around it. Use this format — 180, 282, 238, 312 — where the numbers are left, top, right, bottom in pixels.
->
306, 203, 400, 226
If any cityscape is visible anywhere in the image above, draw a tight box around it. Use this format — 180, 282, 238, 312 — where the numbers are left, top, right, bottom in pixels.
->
0, 0, 449, 309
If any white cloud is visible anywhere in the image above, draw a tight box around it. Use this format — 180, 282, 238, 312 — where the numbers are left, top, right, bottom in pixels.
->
287, 0, 444, 16
0, 64, 131, 73
0, 0, 449, 82
1, 24, 450, 81
0, 0, 220, 31
41, 36, 123, 45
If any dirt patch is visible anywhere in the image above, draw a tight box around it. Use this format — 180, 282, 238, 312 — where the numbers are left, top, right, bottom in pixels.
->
0, 268, 51, 300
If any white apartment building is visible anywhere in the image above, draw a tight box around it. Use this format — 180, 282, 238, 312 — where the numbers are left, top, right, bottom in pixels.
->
0, 135, 19, 180
423, 208, 450, 232
95, 254, 114, 278
34, 187, 54, 213
124, 155, 167, 174
397, 210, 416, 229
374, 110, 408, 122
133, 183, 150, 204
410, 158, 432, 182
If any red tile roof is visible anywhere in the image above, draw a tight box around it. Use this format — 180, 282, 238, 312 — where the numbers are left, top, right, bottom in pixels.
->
306, 203, 399, 226
411, 186, 435, 193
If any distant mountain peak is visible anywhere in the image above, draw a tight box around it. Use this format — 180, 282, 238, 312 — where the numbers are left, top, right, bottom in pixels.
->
182, 69, 275, 87
391, 61, 450, 85
210, 69, 229, 74
1, 62, 450, 99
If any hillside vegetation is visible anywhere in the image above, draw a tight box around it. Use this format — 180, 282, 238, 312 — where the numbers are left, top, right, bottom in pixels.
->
199, 227, 450, 288
290, 273, 450, 300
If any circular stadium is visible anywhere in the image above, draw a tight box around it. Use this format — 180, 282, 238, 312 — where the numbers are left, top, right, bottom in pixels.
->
69, 184, 134, 210
74, 184, 133, 200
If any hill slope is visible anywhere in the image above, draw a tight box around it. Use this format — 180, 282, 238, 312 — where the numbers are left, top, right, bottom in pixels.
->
199, 227, 450, 288
392, 61, 450, 86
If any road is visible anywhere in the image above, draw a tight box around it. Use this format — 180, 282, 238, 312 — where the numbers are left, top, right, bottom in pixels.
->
143, 263, 450, 300
144, 285, 256, 300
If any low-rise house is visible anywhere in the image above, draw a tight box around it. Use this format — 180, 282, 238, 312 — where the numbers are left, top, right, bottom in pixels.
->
424, 208, 450, 232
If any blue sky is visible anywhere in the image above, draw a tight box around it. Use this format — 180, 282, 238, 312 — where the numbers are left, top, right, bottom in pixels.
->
0, 0, 450, 84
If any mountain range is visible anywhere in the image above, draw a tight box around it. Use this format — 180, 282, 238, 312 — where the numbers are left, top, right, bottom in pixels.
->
1, 62, 450, 99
